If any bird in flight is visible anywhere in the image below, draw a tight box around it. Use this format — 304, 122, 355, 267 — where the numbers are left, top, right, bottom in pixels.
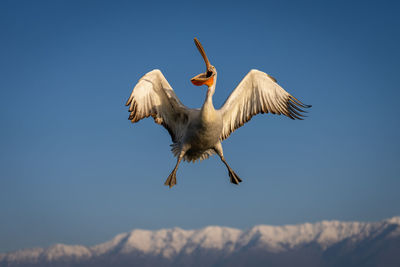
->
126, 38, 311, 188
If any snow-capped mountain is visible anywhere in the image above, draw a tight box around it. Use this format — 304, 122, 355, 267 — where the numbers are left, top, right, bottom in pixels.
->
1, 217, 399, 267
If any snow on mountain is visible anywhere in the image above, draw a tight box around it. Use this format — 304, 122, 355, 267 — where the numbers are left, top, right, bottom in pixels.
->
239, 219, 381, 251
116, 228, 195, 257
0, 244, 91, 264
1, 217, 399, 267
92, 226, 240, 257
386, 216, 400, 225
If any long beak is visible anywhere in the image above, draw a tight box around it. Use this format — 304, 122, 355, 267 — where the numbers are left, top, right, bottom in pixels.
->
194, 37, 211, 70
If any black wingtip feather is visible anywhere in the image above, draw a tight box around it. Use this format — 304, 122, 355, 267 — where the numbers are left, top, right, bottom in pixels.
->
286, 96, 311, 120
289, 96, 311, 109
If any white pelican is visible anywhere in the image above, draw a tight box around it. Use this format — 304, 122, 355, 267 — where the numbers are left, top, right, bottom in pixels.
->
126, 38, 311, 188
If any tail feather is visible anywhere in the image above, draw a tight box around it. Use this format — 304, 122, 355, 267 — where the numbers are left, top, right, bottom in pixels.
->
170, 143, 215, 162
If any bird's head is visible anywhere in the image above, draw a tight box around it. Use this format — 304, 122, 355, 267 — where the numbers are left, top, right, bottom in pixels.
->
191, 38, 217, 88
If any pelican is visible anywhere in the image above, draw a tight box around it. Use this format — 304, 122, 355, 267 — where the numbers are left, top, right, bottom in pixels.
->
126, 38, 311, 188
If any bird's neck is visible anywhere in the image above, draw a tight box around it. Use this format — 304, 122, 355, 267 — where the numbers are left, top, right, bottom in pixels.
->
202, 77, 216, 107
201, 80, 216, 119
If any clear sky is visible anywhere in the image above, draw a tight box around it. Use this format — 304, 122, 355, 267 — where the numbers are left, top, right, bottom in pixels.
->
1, 0, 399, 253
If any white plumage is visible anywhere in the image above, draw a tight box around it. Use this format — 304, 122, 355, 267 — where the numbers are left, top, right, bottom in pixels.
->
126, 69, 189, 143
220, 69, 310, 140
126, 38, 311, 188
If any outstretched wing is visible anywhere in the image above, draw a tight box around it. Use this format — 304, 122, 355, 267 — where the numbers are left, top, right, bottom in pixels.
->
219, 69, 311, 140
125, 69, 189, 142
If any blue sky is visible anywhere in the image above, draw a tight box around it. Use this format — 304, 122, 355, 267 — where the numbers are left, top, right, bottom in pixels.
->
1, 0, 399, 253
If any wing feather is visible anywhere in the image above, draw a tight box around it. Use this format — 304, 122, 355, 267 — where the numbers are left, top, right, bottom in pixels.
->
219, 69, 311, 140
125, 69, 189, 142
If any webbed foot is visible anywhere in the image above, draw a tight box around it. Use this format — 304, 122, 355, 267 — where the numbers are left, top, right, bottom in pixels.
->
228, 168, 242, 185
164, 171, 177, 188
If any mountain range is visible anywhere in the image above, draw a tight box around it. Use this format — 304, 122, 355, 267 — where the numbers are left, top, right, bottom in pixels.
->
1, 217, 399, 267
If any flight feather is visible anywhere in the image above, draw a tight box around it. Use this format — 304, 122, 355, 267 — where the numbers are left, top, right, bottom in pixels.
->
219, 69, 311, 140
125, 69, 189, 142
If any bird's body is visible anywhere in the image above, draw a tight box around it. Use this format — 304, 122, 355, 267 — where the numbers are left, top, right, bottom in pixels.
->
126, 38, 311, 188
183, 110, 222, 161
181, 88, 222, 162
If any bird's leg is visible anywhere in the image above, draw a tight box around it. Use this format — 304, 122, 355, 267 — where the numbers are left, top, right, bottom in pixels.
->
214, 143, 242, 185
164, 149, 186, 188
164, 157, 182, 188
221, 156, 242, 185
